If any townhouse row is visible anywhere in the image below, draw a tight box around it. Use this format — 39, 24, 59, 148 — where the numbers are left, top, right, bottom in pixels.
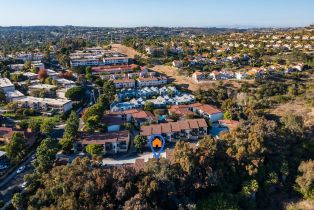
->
140, 118, 208, 142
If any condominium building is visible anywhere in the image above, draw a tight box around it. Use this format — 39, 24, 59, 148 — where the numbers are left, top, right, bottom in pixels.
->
16, 96, 73, 113
113, 79, 136, 89
78, 130, 130, 155
137, 76, 167, 87
69, 49, 129, 67
91, 64, 138, 75
140, 118, 208, 142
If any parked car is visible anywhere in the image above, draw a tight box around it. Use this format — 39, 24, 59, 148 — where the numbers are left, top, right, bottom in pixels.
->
31, 154, 36, 160
21, 181, 27, 188
16, 166, 25, 174
0, 165, 8, 170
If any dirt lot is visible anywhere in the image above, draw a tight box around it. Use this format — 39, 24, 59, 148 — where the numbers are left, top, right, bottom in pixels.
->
111, 44, 146, 58
151, 65, 201, 91
151, 65, 252, 91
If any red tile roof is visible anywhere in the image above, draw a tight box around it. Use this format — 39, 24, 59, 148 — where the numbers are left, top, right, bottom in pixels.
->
80, 130, 129, 145
188, 119, 199, 129
161, 123, 171, 133
170, 122, 180, 132
133, 159, 145, 172
140, 119, 208, 136
198, 104, 222, 115
169, 103, 222, 116
0, 127, 14, 139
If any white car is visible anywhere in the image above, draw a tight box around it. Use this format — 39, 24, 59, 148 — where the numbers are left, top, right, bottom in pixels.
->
21, 181, 27, 188
16, 166, 25, 174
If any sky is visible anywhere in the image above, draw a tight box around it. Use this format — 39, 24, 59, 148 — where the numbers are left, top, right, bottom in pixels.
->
0, 0, 313, 28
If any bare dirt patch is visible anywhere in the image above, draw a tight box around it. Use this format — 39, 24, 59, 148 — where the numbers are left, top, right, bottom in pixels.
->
111, 44, 146, 58
151, 65, 200, 91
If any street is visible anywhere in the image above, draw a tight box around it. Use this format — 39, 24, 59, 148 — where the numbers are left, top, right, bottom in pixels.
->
0, 151, 35, 206
0, 84, 97, 208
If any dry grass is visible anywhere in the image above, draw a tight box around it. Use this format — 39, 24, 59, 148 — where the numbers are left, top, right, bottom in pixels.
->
151, 65, 253, 91
285, 199, 314, 210
151, 65, 200, 91
110, 44, 146, 58
271, 100, 314, 128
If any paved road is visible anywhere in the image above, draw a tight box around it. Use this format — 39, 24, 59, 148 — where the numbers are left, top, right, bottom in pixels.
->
0, 151, 35, 190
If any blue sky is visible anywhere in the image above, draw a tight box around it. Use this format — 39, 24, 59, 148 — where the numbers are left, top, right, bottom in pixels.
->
0, 0, 313, 27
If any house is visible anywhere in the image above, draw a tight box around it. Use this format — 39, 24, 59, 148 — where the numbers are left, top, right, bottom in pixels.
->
127, 109, 156, 127
168, 104, 195, 118
0, 127, 36, 145
102, 112, 127, 132
0, 78, 15, 93
79, 130, 130, 155
192, 71, 206, 83
104, 109, 156, 131
169, 103, 223, 122
190, 103, 223, 122
16, 96, 73, 113
140, 118, 208, 142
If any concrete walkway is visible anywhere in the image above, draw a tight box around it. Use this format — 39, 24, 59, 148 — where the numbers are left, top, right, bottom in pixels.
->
102, 150, 167, 165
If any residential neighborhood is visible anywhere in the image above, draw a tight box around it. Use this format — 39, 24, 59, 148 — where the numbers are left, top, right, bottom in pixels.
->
0, 1, 313, 209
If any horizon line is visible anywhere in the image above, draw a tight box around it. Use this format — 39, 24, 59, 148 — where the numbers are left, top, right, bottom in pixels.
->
0, 24, 311, 29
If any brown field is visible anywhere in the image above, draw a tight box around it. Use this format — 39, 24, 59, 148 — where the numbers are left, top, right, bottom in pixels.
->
151, 65, 252, 91
151, 65, 200, 91
111, 44, 146, 58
